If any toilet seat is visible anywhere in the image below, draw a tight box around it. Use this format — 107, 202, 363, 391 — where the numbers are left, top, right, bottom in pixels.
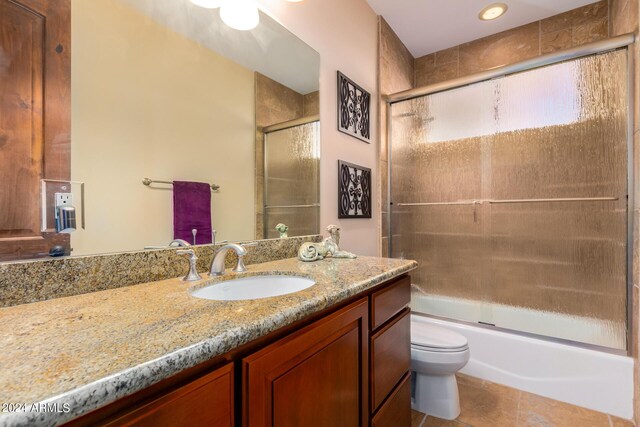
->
411, 319, 468, 352
412, 343, 468, 353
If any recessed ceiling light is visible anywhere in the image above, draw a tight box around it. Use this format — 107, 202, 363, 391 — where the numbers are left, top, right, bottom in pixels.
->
190, 0, 222, 9
478, 3, 508, 21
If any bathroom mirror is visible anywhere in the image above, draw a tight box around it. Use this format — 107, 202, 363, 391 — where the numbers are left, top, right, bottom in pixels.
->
0, 0, 320, 262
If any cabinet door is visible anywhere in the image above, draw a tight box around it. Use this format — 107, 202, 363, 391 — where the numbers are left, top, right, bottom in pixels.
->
0, 0, 71, 260
243, 298, 369, 427
105, 363, 233, 427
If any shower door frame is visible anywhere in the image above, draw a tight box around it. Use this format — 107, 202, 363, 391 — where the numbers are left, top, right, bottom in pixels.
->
385, 33, 636, 354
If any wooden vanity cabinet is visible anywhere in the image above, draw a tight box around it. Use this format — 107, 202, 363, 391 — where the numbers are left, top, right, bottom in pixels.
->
242, 298, 369, 427
369, 276, 412, 426
64, 274, 412, 427
104, 363, 233, 427
371, 374, 411, 427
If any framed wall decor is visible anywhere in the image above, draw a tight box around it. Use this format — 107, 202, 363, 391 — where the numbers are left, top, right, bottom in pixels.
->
338, 160, 372, 218
337, 71, 371, 143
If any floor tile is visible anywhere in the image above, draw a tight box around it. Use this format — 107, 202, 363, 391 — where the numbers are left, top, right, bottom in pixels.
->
416, 374, 630, 427
455, 374, 520, 427
423, 415, 470, 426
412, 409, 426, 427
516, 392, 610, 427
608, 415, 635, 427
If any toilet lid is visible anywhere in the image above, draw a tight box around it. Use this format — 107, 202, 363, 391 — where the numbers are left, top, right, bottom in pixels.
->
411, 322, 468, 351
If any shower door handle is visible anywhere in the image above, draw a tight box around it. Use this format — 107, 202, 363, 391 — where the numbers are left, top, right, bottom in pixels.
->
395, 197, 618, 207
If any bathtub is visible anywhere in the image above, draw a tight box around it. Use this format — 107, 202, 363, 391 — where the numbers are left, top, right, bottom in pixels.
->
411, 304, 634, 419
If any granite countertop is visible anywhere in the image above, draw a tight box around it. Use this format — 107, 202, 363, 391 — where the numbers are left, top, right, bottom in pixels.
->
0, 256, 417, 427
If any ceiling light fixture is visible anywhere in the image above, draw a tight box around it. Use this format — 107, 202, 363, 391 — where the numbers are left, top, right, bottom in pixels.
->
190, 0, 222, 9
220, 0, 260, 30
478, 3, 508, 21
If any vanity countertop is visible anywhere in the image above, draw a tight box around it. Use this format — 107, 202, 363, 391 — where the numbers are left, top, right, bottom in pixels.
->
0, 256, 417, 427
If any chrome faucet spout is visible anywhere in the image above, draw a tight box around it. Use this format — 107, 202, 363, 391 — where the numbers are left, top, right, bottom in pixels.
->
209, 243, 248, 276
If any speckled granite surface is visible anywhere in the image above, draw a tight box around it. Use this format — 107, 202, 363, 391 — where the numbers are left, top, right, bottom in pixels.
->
0, 256, 416, 427
0, 235, 321, 308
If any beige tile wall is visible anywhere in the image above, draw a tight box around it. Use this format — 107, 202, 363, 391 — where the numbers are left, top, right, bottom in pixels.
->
303, 91, 320, 117
609, 0, 640, 423
378, 17, 415, 256
415, 1, 612, 86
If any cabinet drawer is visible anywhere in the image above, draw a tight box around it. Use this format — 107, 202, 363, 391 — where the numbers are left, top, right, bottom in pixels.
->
370, 276, 410, 330
105, 363, 233, 427
371, 373, 411, 427
371, 309, 410, 411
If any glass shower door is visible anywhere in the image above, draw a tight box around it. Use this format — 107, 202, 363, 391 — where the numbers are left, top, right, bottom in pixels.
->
264, 121, 320, 239
390, 49, 629, 349
390, 80, 496, 325
485, 50, 628, 348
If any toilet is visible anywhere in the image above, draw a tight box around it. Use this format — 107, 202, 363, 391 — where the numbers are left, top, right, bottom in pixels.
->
410, 315, 470, 420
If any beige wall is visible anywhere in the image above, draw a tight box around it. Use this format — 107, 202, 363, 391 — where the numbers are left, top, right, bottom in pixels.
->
71, 0, 256, 255
257, 0, 380, 256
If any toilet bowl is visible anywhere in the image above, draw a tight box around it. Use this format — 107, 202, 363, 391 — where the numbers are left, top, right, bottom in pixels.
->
411, 314, 470, 420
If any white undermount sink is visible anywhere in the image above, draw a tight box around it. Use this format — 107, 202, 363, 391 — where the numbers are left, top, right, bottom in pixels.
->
190, 275, 316, 301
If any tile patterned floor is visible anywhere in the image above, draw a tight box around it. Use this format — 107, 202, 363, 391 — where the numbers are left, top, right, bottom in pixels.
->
411, 374, 635, 427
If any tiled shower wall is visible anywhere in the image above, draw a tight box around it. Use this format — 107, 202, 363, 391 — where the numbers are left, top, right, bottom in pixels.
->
378, 18, 414, 257
377, 0, 640, 422
414, 1, 612, 87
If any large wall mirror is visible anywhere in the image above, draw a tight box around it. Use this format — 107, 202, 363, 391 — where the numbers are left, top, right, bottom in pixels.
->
0, 0, 320, 262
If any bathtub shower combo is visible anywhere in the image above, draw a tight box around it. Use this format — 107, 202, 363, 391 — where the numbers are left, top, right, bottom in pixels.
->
387, 35, 635, 419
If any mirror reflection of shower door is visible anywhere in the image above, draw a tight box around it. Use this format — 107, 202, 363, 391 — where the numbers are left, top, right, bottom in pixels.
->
263, 120, 320, 239
390, 49, 629, 350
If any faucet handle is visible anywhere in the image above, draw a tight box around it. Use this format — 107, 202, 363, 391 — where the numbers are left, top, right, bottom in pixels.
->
177, 249, 203, 281
231, 242, 256, 273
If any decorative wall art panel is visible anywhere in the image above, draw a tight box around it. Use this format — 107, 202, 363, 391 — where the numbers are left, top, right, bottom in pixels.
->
337, 71, 371, 143
338, 160, 372, 218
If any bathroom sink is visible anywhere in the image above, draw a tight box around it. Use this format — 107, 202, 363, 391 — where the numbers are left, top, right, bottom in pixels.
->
190, 275, 316, 301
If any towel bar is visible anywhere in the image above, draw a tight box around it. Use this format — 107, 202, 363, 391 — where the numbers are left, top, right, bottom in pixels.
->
142, 178, 220, 191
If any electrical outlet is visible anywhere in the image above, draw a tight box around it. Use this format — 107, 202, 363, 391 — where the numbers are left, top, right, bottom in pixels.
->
55, 193, 73, 207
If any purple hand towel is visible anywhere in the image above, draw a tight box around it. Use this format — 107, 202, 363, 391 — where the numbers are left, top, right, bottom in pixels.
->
173, 181, 213, 245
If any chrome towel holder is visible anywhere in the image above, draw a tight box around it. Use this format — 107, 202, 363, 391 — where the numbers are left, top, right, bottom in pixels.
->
142, 178, 220, 191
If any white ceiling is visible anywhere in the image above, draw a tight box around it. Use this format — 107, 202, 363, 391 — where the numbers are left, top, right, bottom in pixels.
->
367, 0, 598, 57
117, 0, 320, 94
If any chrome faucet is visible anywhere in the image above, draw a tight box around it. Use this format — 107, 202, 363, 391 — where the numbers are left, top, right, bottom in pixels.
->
209, 242, 257, 276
